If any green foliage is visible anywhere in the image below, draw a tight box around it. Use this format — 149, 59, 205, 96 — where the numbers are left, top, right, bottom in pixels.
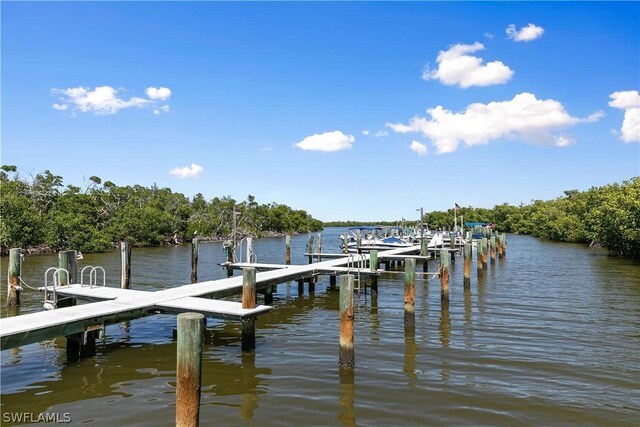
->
323, 178, 640, 259
0, 168, 323, 254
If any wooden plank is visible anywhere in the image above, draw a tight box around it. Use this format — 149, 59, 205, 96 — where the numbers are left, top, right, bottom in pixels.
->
156, 297, 271, 320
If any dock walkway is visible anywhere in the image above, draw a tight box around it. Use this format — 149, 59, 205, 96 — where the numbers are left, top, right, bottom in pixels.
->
0, 245, 420, 350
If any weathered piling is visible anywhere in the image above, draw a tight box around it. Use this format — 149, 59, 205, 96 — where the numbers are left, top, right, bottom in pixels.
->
499, 233, 507, 258
449, 232, 456, 261
439, 249, 450, 303
7, 248, 22, 306
246, 237, 253, 262
120, 241, 131, 289
421, 239, 429, 272
329, 275, 337, 290
176, 312, 205, 427
356, 230, 362, 253
285, 235, 291, 265
191, 238, 199, 284
339, 274, 355, 369
369, 250, 378, 293
241, 268, 257, 352
481, 238, 488, 269
224, 241, 234, 277
404, 259, 416, 326
58, 250, 77, 285
317, 233, 323, 261
490, 233, 496, 265
342, 233, 349, 255
476, 239, 484, 272
463, 243, 472, 289
307, 234, 314, 264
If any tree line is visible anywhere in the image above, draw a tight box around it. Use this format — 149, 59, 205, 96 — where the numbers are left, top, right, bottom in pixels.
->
325, 177, 640, 259
0, 166, 323, 255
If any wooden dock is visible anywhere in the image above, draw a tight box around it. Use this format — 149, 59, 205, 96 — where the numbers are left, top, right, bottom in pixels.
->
0, 245, 421, 350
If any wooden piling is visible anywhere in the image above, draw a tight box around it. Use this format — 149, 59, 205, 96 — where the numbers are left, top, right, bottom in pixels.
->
499, 233, 506, 258
191, 238, 199, 284
307, 234, 314, 264
7, 248, 21, 306
369, 250, 378, 293
476, 239, 484, 272
481, 238, 488, 269
285, 235, 291, 265
58, 250, 77, 285
297, 279, 304, 295
421, 239, 429, 272
242, 268, 257, 352
463, 243, 471, 290
404, 259, 416, 326
120, 241, 131, 289
317, 233, 323, 261
342, 233, 349, 254
490, 234, 496, 265
246, 237, 253, 262
176, 312, 205, 427
225, 242, 234, 277
439, 249, 449, 303
329, 275, 337, 290
339, 274, 355, 369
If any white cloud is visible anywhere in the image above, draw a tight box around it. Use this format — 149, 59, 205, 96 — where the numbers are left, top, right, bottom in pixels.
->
506, 23, 545, 42
259, 147, 273, 152
146, 86, 172, 100
51, 86, 149, 115
410, 140, 428, 156
362, 130, 370, 136
293, 130, 354, 152
51, 85, 173, 115
484, 33, 494, 40
374, 130, 388, 138
422, 42, 513, 88
609, 90, 640, 143
153, 105, 171, 115
169, 163, 203, 179
386, 92, 595, 153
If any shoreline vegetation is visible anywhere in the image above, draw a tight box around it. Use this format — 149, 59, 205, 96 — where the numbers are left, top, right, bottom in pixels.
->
1, 167, 638, 259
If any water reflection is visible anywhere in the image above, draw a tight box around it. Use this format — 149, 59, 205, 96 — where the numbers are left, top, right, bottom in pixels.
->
369, 292, 379, 340
439, 302, 451, 349
337, 369, 355, 427
463, 289, 473, 349
404, 320, 417, 387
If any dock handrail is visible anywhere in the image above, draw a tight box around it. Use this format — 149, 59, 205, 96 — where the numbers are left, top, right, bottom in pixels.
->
80, 266, 106, 288
43, 267, 69, 310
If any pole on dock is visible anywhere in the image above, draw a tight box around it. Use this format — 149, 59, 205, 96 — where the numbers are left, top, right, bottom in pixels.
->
439, 249, 450, 303
225, 241, 234, 277
339, 274, 355, 370
191, 238, 199, 284
463, 243, 472, 290
476, 239, 484, 272
120, 241, 131, 289
58, 250, 77, 285
404, 259, 416, 326
369, 249, 378, 294
285, 235, 291, 265
176, 312, 205, 427
317, 233, 323, 261
7, 248, 22, 306
342, 233, 349, 254
242, 268, 257, 352
307, 234, 314, 264
246, 237, 253, 263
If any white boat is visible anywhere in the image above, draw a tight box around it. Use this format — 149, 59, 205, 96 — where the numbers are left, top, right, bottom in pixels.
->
339, 226, 414, 253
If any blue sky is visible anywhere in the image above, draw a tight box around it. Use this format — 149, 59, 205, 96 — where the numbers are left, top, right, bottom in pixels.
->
2, 1, 639, 222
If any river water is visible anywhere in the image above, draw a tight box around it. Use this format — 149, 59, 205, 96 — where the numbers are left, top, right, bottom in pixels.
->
1, 228, 638, 426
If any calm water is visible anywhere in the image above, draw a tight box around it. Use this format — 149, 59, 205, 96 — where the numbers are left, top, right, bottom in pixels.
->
1, 229, 639, 426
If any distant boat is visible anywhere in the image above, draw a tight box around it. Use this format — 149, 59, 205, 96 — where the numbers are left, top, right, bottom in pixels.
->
339, 226, 414, 253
